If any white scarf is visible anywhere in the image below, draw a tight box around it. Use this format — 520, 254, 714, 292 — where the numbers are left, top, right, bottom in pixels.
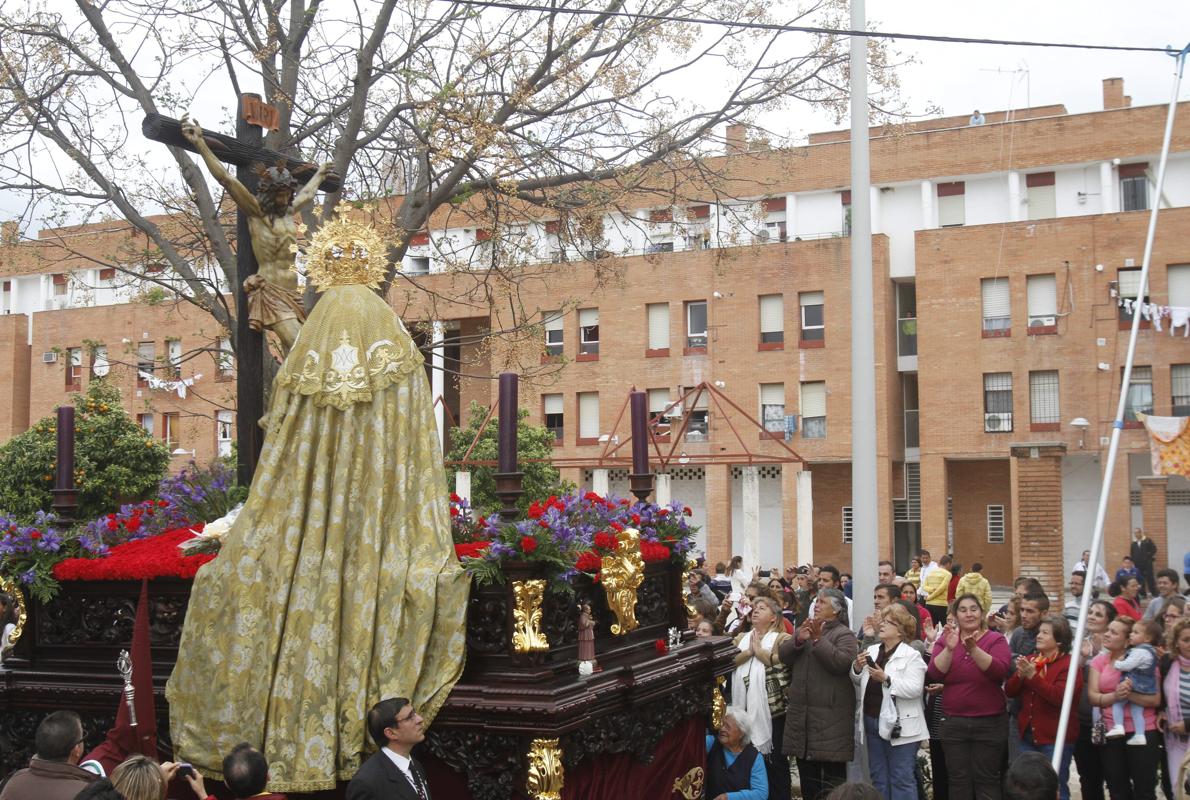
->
732, 629, 778, 754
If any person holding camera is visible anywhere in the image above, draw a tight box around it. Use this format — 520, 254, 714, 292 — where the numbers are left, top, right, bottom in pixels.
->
852, 604, 928, 800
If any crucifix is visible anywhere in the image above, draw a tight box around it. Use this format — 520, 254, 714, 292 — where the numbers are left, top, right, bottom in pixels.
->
142, 95, 339, 487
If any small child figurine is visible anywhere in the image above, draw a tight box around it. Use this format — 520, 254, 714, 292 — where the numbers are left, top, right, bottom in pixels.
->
1108, 619, 1162, 745
577, 602, 598, 676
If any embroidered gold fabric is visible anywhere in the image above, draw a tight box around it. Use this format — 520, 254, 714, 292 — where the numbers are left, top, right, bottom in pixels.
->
275, 285, 424, 411
166, 284, 467, 792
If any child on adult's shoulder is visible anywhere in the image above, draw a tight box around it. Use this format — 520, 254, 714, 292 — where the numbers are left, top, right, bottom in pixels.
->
1107, 619, 1162, 745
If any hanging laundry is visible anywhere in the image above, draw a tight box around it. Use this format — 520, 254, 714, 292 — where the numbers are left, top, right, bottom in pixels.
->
138, 371, 203, 399
1138, 413, 1190, 478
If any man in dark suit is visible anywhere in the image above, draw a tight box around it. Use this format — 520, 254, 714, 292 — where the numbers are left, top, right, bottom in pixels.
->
346, 698, 431, 800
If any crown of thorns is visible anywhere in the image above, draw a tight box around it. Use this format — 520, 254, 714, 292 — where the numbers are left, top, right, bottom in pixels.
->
253, 159, 299, 193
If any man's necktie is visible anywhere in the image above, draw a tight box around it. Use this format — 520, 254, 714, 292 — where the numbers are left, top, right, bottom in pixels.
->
410, 766, 427, 800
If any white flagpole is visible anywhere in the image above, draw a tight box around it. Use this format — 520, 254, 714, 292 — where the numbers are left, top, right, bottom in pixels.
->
1051, 45, 1188, 771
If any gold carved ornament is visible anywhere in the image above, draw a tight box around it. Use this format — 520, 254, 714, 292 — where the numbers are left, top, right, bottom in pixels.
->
600, 527, 645, 635
0, 575, 27, 650
680, 558, 699, 623
525, 737, 564, 800
711, 675, 727, 730
673, 767, 705, 800
511, 579, 550, 654
301, 205, 390, 291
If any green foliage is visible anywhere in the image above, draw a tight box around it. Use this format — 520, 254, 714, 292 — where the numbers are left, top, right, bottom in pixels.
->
0, 381, 171, 521
446, 400, 573, 515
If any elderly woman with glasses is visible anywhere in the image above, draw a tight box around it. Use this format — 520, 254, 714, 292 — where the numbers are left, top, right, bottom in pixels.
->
852, 603, 928, 800
706, 706, 768, 800
779, 588, 859, 800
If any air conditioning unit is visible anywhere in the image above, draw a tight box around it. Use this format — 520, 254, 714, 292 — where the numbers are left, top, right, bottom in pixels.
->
668, 403, 683, 418
42, 351, 58, 363
754, 228, 770, 242
1029, 316, 1056, 327
984, 412, 1011, 431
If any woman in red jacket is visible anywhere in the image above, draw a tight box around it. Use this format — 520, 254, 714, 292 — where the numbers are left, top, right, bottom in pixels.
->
1005, 614, 1081, 800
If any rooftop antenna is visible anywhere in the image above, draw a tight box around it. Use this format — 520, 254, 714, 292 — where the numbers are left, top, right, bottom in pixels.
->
979, 62, 1031, 113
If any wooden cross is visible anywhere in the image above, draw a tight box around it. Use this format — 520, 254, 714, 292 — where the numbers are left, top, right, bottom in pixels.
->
142, 94, 340, 486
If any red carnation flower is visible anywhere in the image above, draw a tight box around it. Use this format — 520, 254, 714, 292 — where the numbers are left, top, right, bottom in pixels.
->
575, 551, 601, 572
125, 518, 141, 533
106, 519, 119, 532
107, 513, 116, 520
477, 516, 487, 527
520, 536, 538, 554
538, 519, 550, 529
158, 500, 168, 507
450, 492, 461, 503
584, 491, 602, 503
657, 508, 669, 516
619, 498, 631, 506
683, 506, 692, 516
631, 513, 641, 525
609, 521, 624, 533
654, 639, 669, 655
527, 502, 545, 519
449, 507, 459, 517
30, 531, 42, 540
594, 532, 616, 550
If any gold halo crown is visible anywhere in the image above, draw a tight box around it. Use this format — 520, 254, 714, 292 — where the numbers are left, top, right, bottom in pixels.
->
304, 206, 389, 291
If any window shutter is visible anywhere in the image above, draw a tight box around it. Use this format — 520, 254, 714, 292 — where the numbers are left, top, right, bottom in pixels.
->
578, 307, 598, 327
543, 311, 564, 332
981, 278, 1010, 318
1026, 274, 1057, 317
760, 383, 785, 406
409, 232, 430, 247
1119, 163, 1148, 179
840, 191, 852, 206
543, 394, 563, 415
1169, 265, 1190, 307
1119, 269, 1144, 299
647, 388, 670, 413
688, 205, 711, 220
762, 197, 786, 213
759, 295, 784, 333
937, 181, 965, 197
647, 303, 670, 349
800, 382, 826, 417
1025, 172, 1055, 187
578, 393, 600, 438
799, 291, 824, 307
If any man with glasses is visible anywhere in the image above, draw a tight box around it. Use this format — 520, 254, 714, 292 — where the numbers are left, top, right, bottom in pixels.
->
0, 711, 98, 800
347, 698, 432, 800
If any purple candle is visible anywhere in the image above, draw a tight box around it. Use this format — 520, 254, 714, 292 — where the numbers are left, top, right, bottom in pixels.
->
55, 405, 75, 491
498, 372, 518, 473
630, 390, 648, 475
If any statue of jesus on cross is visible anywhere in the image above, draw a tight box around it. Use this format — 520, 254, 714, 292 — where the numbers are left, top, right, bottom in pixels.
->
180, 116, 333, 355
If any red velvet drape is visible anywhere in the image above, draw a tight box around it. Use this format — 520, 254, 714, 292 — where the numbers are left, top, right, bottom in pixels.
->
561, 715, 706, 800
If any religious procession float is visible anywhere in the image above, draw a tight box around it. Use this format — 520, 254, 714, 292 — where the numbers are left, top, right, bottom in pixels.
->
0, 201, 734, 800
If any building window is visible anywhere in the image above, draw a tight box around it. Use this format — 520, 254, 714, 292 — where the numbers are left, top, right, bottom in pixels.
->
90, 344, 109, 379
577, 392, 599, 443
65, 347, 82, 388
646, 303, 670, 354
541, 310, 564, 357
981, 277, 1011, 335
578, 308, 599, 355
685, 205, 712, 249
216, 337, 234, 379
686, 301, 707, 350
648, 388, 672, 435
162, 413, 180, 449
758, 294, 783, 345
216, 410, 233, 458
1026, 274, 1058, 330
1173, 365, 1190, 416
800, 381, 826, 439
983, 372, 1013, 432
137, 413, 154, 435
404, 256, 430, 274
842, 506, 854, 544
1025, 172, 1056, 220
1029, 371, 1060, 428
52, 273, 68, 297
1169, 264, 1190, 308
543, 394, 564, 441
937, 181, 966, 227
760, 197, 786, 243
799, 291, 824, 343
1118, 268, 1148, 324
760, 383, 785, 433
987, 504, 1006, 544
1120, 163, 1149, 212
682, 386, 709, 441
1124, 366, 1153, 424
841, 191, 852, 237
167, 339, 183, 379
98, 267, 117, 281
136, 342, 155, 387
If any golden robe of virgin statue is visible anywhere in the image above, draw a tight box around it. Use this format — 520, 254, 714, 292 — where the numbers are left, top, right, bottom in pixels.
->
166, 211, 468, 792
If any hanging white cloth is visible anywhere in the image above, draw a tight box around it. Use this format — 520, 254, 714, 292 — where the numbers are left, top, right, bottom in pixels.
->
732, 629, 779, 754
138, 371, 203, 399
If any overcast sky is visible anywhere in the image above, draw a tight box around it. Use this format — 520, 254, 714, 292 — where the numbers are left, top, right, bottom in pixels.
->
2, 2, 1188, 232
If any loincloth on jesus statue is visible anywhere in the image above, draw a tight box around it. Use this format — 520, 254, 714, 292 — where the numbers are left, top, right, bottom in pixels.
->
243, 274, 306, 332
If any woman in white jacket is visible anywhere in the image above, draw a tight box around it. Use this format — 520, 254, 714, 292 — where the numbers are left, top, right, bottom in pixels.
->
852, 603, 929, 800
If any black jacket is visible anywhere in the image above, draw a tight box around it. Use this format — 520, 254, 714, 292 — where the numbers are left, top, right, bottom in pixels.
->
345, 750, 430, 800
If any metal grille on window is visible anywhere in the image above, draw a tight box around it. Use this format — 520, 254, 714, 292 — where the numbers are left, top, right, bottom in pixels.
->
842, 506, 854, 544
1121, 175, 1149, 212
987, 505, 1006, 544
1029, 371, 1060, 425
904, 463, 921, 521
730, 466, 783, 480
983, 373, 1013, 432
1173, 365, 1190, 416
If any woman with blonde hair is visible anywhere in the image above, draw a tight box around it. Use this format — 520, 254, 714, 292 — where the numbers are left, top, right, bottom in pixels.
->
110, 756, 168, 800
852, 603, 928, 800
733, 594, 792, 799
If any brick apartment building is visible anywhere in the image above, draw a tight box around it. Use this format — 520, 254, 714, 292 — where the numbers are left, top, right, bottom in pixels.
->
2, 77, 1189, 588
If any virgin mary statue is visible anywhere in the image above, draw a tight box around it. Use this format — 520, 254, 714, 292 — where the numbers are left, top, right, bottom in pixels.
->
167, 211, 468, 792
